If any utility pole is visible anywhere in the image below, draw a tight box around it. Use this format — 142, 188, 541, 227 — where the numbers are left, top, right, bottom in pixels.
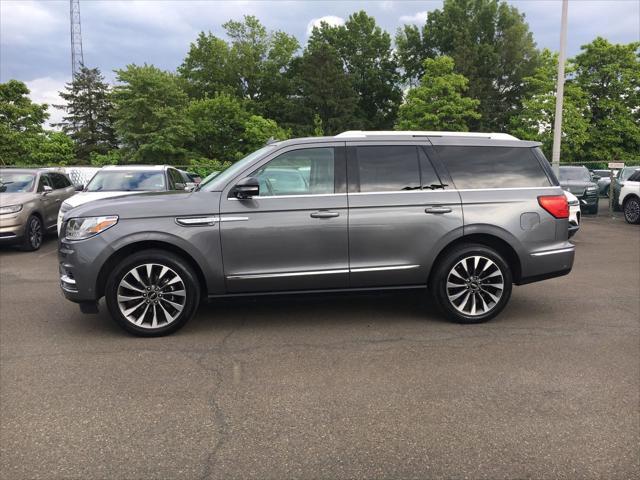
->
70, 0, 84, 77
551, 0, 569, 177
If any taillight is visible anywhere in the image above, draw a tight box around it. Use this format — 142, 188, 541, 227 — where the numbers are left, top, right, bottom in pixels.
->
538, 195, 569, 219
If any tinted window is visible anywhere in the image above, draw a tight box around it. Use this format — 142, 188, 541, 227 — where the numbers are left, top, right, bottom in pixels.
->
86, 171, 166, 191
252, 147, 334, 196
0, 172, 35, 193
436, 146, 550, 189
621, 167, 640, 180
168, 169, 184, 190
353, 146, 420, 192
37, 174, 52, 192
49, 173, 71, 189
628, 170, 640, 182
559, 167, 590, 182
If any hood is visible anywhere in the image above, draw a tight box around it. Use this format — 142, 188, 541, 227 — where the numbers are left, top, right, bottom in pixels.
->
560, 180, 596, 195
64, 190, 220, 221
63, 190, 147, 208
0, 191, 36, 206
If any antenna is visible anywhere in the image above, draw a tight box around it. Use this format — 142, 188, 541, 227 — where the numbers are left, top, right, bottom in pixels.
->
70, 0, 84, 77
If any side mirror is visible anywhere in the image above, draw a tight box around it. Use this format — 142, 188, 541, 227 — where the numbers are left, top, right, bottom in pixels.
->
184, 182, 196, 192
42, 185, 53, 194
592, 175, 601, 181
75, 184, 84, 191
233, 176, 260, 199
174, 182, 186, 191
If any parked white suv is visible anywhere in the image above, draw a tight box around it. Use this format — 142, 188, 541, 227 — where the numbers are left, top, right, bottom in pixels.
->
57, 165, 191, 233
619, 169, 640, 224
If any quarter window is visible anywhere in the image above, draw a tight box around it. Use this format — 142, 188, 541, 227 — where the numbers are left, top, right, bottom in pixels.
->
251, 148, 335, 196
352, 146, 421, 192
436, 146, 551, 189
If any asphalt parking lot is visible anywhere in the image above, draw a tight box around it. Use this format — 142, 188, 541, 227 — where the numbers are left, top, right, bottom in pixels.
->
1, 207, 638, 479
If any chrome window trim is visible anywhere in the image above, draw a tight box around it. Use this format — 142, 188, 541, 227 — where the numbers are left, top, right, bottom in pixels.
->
228, 193, 347, 200
348, 186, 559, 196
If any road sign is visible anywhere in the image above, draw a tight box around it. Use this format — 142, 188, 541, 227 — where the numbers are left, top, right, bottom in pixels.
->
608, 162, 625, 169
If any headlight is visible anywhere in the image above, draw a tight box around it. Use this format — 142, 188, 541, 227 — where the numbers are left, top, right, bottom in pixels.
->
0, 204, 22, 215
65, 216, 118, 241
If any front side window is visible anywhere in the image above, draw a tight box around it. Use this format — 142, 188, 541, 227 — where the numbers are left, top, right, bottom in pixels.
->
353, 146, 421, 192
251, 148, 335, 196
437, 146, 551, 189
37, 174, 52, 192
85, 171, 166, 192
49, 173, 71, 189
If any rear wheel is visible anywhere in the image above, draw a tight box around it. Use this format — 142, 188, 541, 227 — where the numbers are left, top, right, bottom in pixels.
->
20, 215, 43, 251
431, 244, 513, 324
623, 197, 640, 224
105, 249, 201, 336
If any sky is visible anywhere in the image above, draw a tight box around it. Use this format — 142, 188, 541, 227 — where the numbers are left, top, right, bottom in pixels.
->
1, 0, 639, 125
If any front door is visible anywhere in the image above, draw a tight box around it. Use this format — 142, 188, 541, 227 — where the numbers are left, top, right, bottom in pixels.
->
346, 143, 463, 287
37, 174, 58, 228
219, 144, 348, 293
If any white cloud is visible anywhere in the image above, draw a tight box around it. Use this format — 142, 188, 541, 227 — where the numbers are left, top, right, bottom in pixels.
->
399, 11, 429, 24
26, 77, 68, 128
306, 15, 345, 35
0, 0, 64, 45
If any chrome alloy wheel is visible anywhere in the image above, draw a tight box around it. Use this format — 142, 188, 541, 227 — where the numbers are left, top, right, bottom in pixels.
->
446, 255, 504, 316
117, 263, 187, 329
624, 198, 640, 224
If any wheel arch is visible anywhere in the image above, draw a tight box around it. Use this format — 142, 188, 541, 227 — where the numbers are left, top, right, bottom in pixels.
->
96, 240, 208, 299
428, 232, 522, 288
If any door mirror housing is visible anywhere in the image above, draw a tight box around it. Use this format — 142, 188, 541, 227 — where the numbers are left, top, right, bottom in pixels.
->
42, 185, 53, 194
75, 184, 84, 192
233, 177, 260, 199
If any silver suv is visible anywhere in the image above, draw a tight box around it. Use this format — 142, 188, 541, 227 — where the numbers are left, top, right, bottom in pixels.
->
58, 131, 575, 336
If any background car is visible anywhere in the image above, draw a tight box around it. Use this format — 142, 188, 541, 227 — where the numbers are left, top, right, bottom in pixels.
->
619, 169, 640, 224
564, 190, 580, 238
612, 166, 640, 211
559, 166, 599, 214
57, 165, 194, 233
0, 168, 76, 251
591, 169, 613, 196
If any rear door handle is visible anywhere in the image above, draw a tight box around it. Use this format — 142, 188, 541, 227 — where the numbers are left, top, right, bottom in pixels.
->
425, 206, 452, 214
310, 211, 340, 218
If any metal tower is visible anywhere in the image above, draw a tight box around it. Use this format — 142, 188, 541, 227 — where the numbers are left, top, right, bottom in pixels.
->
70, 0, 84, 77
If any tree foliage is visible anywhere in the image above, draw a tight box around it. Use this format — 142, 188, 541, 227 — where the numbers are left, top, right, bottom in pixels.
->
396, 56, 480, 131
54, 66, 117, 162
396, 0, 539, 131
509, 49, 589, 162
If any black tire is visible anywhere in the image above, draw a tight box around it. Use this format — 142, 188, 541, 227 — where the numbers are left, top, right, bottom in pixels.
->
586, 203, 599, 215
430, 244, 513, 324
105, 249, 201, 336
623, 197, 640, 224
20, 214, 43, 251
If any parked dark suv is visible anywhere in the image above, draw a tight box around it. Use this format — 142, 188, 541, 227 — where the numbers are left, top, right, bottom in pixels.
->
58, 131, 575, 336
558, 166, 599, 214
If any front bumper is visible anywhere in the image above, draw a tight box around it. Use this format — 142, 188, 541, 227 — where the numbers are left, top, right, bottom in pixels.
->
579, 191, 599, 207
0, 217, 26, 245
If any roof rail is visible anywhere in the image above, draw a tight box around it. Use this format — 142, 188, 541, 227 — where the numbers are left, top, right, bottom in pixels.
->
335, 130, 519, 141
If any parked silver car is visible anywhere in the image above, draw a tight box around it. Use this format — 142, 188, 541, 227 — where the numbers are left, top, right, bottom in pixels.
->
58, 131, 575, 336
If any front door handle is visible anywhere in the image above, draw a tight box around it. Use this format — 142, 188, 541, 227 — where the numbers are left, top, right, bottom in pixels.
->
311, 211, 340, 218
425, 206, 452, 214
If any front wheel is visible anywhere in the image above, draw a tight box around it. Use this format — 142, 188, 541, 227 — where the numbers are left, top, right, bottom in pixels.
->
105, 249, 201, 336
623, 197, 640, 224
431, 244, 513, 324
20, 214, 43, 251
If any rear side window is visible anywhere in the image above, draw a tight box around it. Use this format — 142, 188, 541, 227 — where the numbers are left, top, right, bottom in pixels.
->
352, 146, 421, 192
628, 170, 640, 182
436, 146, 551, 189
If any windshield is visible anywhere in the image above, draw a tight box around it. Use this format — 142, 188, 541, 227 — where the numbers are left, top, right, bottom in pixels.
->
86, 170, 166, 192
0, 172, 36, 193
621, 167, 640, 181
559, 167, 590, 182
201, 145, 277, 191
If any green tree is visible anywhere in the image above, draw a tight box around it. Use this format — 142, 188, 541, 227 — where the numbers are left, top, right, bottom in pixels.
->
186, 93, 287, 163
0, 80, 48, 165
112, 64, 193, 164
291, 43, 359, 135
509, 49, 589, 162
309, 11, 402, 129
178, 32, 237, 98
30, 131, 75, 166
54, 66, 118, 162
396, 0, 539, 131
573, 38, 640, 163
395, 56, 480, 131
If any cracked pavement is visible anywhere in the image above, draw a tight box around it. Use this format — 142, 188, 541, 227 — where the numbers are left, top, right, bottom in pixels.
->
1, 212, 639, 479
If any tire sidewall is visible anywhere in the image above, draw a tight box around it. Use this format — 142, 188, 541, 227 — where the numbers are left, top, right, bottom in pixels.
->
105, 250, 201, 336
624, 197, 640, 224
432, 244, 513, 324
21, 215, 43, 251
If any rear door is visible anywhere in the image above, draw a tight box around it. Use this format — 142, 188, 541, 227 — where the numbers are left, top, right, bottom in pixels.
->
346, 143, 463, 288
219, 143, 349, 293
